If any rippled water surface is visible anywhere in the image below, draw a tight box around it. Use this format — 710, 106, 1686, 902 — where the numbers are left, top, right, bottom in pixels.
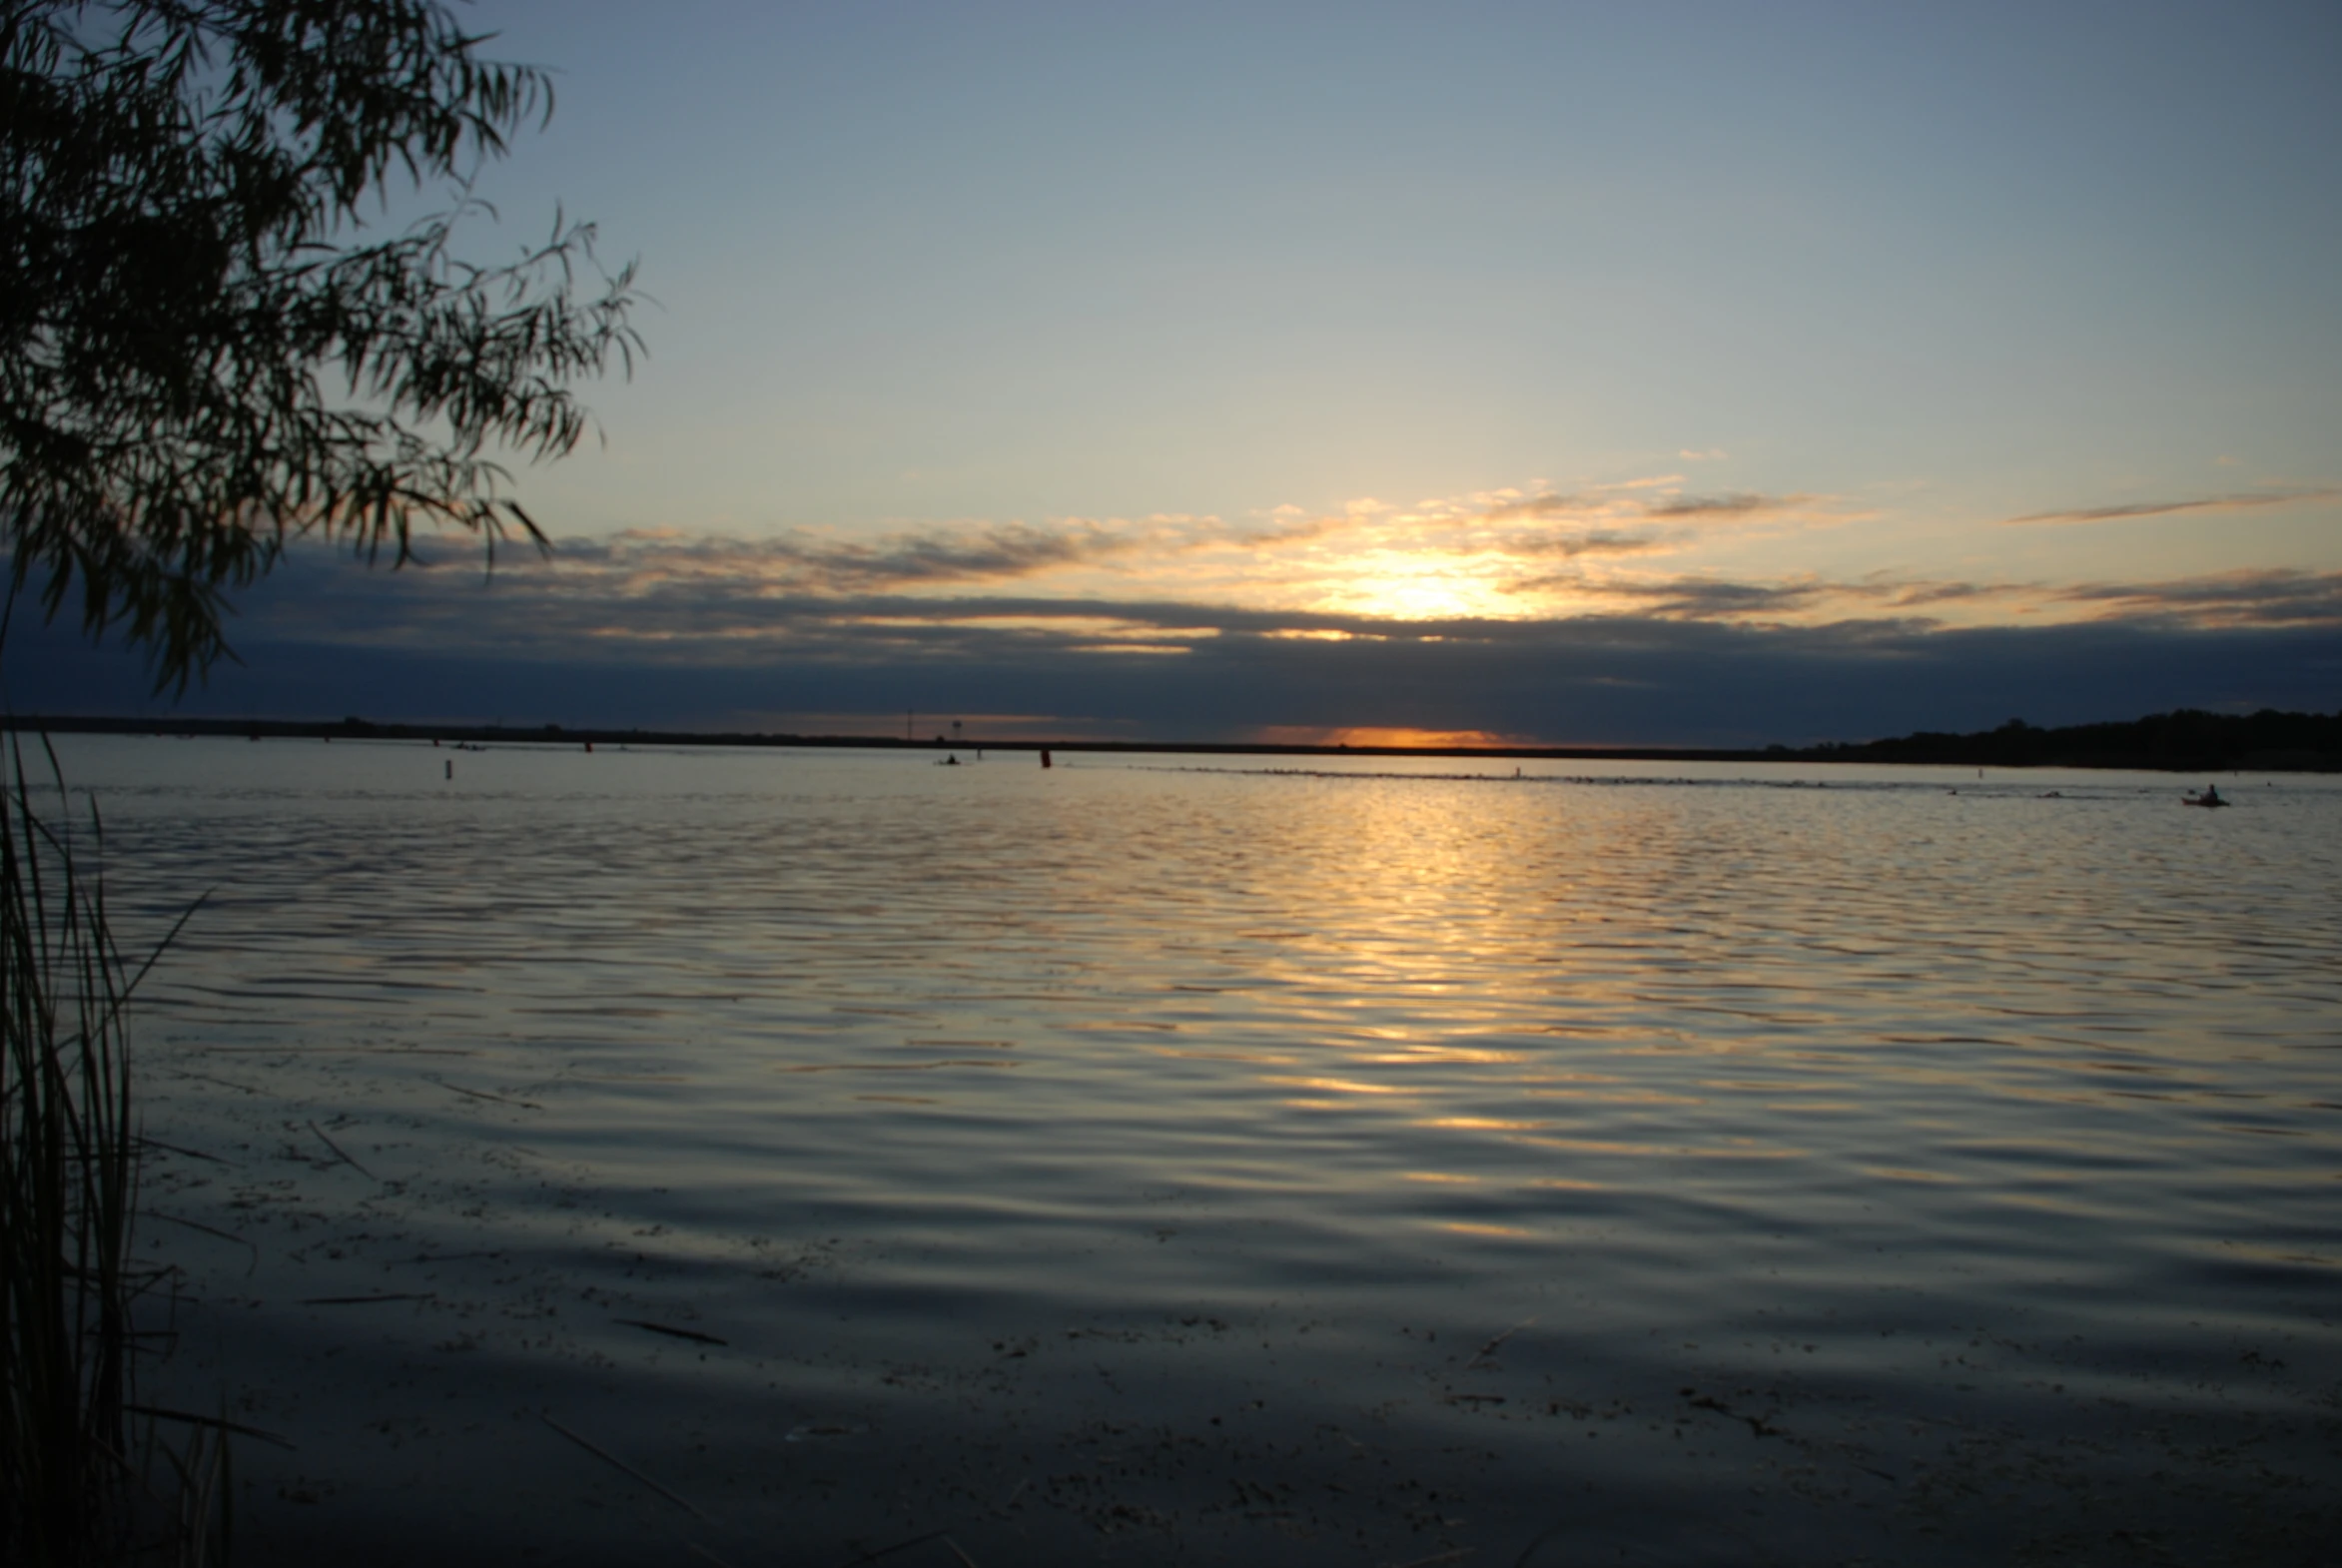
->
56, 737, 2342, 1565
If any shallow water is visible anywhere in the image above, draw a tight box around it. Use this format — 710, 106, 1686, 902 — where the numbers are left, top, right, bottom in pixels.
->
52, 736, 2342, 1565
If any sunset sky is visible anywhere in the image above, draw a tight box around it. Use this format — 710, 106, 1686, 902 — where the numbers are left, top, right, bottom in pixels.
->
19, 0, 2342, 745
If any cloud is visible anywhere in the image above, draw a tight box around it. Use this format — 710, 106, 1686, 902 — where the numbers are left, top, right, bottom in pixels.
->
1574, 576, 1837, 618
539, 508, 1404, 608
183, 532, 2342, 685
1510, 528, 1680, 559
2055, 568, 2342, 627
558, 517, 1156, 594
1642, 492, 1810, 519
1522, 567, 2342, 632
431, 486, 1835, 638
1474, 488, 1806, 523
446, 480, 1850, 635
25, 582, 2338, 750
15, 462, 2336, 747
1877, 580, 2001, 608
1477, 492, 1594, 521
2003, 489, 2338, 526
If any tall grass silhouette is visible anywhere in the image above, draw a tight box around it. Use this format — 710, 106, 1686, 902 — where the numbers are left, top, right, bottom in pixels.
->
2, 734, 221, 1564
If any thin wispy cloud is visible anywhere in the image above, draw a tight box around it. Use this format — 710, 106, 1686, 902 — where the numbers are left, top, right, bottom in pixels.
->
1565, 576, 1836, 618
2004, 489, 2337, 526
2056, 568, 2342, 627
1472, 488, 1808, 524
1878, 580, 2002, 609
560, 518, 1164, 594
1509, 529, 1680, 559
1643, 492, 1810, 519
1477, 492, 1595, 521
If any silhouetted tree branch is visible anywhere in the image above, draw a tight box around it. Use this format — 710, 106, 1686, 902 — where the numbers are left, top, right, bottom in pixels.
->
2, 0, 643, 689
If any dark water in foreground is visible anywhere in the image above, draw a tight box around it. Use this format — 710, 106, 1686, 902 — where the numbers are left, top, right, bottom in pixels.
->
58, 737, 2342, 1565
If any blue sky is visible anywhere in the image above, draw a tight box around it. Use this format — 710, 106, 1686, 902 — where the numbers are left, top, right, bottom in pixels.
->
16, 0, 2342, 743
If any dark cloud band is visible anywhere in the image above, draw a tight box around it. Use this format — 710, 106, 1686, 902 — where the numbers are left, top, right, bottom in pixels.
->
16, 552, 2337, 747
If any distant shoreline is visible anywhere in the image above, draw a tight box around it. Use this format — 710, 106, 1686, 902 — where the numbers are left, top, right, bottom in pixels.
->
0, 712, 1784, 764
8, 710, 2337, 771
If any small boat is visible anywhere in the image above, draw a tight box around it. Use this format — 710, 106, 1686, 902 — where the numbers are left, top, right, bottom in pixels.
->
2182, 789, 2229, 808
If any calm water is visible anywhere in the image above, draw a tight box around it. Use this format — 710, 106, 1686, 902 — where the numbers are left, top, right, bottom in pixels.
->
51, 737, 2342, 1566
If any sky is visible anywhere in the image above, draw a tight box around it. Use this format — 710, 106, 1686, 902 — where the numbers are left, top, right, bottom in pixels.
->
14, 0, 2342, 745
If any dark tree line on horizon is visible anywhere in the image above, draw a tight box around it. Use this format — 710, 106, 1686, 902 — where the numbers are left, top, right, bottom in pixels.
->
10, 704, 2342, 772
1786, 707, 2342, 772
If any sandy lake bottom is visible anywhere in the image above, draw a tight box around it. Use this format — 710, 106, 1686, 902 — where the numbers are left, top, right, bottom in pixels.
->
54, 738, 2342, 1565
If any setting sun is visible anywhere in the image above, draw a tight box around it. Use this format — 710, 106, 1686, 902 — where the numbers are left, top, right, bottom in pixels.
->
1327, 558, 1514, 621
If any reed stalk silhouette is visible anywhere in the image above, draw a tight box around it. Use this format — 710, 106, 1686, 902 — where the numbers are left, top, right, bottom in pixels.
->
1, 733, 220, 1565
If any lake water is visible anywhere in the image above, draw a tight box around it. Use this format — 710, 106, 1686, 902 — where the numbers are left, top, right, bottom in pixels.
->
48, 736, 2342, 1566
